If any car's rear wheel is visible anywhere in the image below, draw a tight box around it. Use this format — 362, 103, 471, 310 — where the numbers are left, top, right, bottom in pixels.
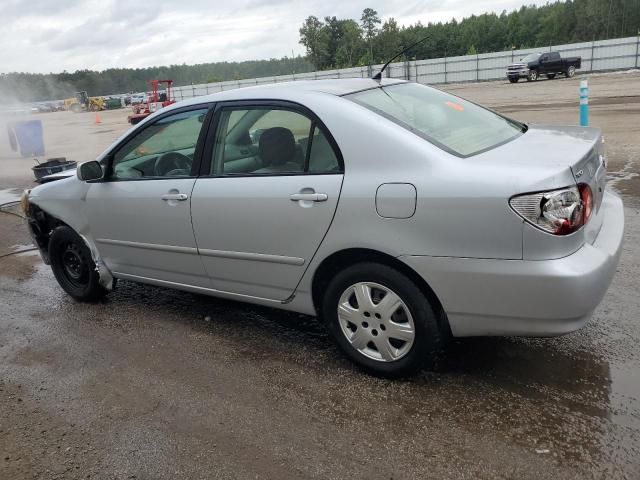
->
49, 226, 107, 301
527, 70, 538, 81
566, 66, 576, 78
322, 262, 446, 378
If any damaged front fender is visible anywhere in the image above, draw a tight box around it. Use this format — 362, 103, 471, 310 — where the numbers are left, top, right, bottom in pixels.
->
23, 179, 116, 291
78, 231, 115, 291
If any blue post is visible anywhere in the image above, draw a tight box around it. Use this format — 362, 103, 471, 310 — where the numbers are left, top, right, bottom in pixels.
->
579, 79, 589, 126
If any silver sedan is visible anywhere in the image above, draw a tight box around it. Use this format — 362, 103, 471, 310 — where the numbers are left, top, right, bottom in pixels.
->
23, 79, 624, 377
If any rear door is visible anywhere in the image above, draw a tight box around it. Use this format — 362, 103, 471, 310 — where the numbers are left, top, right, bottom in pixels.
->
547, 52, 562, 72
190, 101, 344, 301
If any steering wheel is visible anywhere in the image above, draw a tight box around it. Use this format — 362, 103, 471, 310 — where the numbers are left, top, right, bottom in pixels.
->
154, 152, 192, 176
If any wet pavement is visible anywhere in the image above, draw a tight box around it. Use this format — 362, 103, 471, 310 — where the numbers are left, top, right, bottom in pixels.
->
1, 74, 640, 479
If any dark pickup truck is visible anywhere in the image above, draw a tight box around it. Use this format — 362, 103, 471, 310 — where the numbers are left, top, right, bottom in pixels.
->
506, 51, 582, 83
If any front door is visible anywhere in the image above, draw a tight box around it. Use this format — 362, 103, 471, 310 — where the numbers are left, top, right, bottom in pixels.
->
87, 106, 211, 287
539, 54, 550, 74
191, 103, 344, 301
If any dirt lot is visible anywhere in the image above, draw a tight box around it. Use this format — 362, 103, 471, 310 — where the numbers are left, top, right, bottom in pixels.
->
1, 72, 639, 479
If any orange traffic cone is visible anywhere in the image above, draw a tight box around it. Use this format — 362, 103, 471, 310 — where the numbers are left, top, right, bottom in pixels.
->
95, 112, 101, 124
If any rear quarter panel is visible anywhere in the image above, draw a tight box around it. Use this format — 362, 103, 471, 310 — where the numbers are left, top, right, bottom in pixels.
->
298, 93, 525, 261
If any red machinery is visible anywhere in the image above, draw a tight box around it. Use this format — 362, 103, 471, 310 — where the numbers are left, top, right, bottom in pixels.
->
128, 79, 176, 124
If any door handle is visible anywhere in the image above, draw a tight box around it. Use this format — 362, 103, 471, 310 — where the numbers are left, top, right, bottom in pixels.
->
161, 193, 188, 201
290, 193, 328, 202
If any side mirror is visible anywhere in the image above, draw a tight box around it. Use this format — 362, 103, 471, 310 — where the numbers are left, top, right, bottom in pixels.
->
77, 160, 104, 181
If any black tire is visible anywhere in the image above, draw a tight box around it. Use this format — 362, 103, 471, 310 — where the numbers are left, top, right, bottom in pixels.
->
48, 226, 107, 301
566, 66, 576, 78
322, 262, 446, 378
546, 73, 556, 79
508, 77, 519, 83
527, 69, 538, 82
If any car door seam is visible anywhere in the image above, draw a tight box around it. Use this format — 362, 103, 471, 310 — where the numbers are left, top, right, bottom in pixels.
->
288, 173, 346, 300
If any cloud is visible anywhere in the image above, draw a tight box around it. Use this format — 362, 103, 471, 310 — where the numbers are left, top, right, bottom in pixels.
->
0, 0, 551, 73
0, 0, 82, 19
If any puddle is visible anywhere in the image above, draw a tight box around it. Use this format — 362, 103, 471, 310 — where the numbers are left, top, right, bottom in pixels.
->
607, 148, 640, 206
0, 250, 40, 280
609, 364, 640, 430
0, 188, 23, 205
8, 243, 35, 253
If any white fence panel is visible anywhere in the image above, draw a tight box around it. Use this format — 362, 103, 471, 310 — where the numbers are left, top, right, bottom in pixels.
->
170, 36, 640, 101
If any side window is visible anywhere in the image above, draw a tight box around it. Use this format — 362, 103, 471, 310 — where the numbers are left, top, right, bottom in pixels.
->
111, 108, 208, 179
308, 126, 340, 173
211, 106, 341, 175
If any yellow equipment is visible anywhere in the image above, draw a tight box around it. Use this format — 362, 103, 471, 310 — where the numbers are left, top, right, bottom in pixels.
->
64, 91, 104, 112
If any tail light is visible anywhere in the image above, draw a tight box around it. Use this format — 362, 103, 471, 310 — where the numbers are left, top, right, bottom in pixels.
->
510, 184, 593, 236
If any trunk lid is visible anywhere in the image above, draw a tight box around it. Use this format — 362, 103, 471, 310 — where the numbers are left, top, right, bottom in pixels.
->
476, 124, 607, 243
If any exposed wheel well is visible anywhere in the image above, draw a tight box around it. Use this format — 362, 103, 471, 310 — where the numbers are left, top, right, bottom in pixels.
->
26, 204, 68, 264
311, 248, 450, 335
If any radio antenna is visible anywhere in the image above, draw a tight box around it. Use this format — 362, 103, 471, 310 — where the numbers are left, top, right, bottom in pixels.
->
373, 35, 430, 81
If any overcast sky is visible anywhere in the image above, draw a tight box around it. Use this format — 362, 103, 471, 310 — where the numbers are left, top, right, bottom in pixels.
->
0, 0, 551, 74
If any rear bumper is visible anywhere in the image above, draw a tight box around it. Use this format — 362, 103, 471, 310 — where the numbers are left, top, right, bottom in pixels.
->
399, 190, 624, 337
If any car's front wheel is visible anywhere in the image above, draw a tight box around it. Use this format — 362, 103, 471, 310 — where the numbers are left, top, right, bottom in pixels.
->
527, 70, 538, 81
322, 262, 446, 378
48, 226, 107, 301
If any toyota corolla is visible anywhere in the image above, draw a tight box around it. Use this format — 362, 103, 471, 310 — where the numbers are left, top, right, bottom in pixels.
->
23, 79, 624, 377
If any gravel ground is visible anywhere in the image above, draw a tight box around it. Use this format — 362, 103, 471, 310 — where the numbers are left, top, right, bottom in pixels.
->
1, 72, 639, 479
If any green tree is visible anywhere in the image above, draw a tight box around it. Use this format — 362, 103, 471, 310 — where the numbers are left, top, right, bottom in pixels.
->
360, 8, 381, 64
376, 18, 402, 62
299, 16, 329, 69
335, 20, 364, 67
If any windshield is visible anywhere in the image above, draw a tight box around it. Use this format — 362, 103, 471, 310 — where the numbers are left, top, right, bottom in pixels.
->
346, 83, 524, 157
521, 53, 541, 63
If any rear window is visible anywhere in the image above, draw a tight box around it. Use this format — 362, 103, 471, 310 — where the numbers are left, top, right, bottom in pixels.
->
346, 83, 524, 157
